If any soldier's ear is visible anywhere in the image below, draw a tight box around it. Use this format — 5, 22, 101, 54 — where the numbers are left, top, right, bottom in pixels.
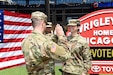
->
41, 21, 45, 27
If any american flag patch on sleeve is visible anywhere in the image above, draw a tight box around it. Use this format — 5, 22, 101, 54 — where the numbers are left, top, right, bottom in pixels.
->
51, 44, 56, 53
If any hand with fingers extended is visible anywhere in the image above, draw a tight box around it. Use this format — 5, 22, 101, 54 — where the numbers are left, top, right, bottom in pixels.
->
55, 24, 65, 36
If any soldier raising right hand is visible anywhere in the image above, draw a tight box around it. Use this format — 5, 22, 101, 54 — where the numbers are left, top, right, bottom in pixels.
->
21, 11, 71, 75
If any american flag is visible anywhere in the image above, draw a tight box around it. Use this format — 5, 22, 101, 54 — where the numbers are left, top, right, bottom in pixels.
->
0, 10, 32, 70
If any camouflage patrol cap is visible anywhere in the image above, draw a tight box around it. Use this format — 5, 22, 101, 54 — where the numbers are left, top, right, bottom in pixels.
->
46, 22, 52, 27
31, 11, 47, 22
67, 19, 80, 26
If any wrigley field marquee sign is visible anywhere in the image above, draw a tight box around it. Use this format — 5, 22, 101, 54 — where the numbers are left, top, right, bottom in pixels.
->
79, 9, 113, 74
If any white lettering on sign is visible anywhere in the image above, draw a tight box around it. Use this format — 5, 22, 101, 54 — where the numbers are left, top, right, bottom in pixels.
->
102, 66, 113, 72
91, 65, 113, 73
79, 17, 113, 33
86, 37, 112, 45
93, 30, 113, 36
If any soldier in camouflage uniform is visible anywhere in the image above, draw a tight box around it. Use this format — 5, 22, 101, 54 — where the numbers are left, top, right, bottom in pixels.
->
62, 19, 92, 75
45, 22, 55, 75
45, 22, 53, 34
21, 11, 71, 75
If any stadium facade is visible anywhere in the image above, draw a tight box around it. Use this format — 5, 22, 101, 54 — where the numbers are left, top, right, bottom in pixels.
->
0, 0, 113, 25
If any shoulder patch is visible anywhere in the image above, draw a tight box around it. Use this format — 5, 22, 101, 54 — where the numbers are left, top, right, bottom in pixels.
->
51, 44, 56, 53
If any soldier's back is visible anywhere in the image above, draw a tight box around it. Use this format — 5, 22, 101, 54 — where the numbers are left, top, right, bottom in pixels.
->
22, 32, 53, 75
22, 31, 71, 75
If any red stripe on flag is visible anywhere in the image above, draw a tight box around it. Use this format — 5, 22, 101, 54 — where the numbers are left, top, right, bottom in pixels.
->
0, 10, 31, 70
4, 30, 32, 34
4, 38, 24, 43
0, 47, 21, 52
4, 10, 31, 18
0, 55, 24, 62
0, 62, 26, 70
4, 21, 31, 26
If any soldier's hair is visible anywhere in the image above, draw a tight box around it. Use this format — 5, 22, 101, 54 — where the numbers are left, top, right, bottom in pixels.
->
77, 23, 80, 27
31, 18, 42, 28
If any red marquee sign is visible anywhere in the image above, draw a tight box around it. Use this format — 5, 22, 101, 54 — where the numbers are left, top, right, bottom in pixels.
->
79, 9, 113, 47
79, 9, 113, 74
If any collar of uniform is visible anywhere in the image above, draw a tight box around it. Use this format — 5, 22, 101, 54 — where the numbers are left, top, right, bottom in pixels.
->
32, 31, 44, 37
71, 34, 80, 40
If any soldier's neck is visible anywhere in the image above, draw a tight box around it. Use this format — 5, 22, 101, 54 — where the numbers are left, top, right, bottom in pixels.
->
33, 28, 43, 34
71, 32, 77, 37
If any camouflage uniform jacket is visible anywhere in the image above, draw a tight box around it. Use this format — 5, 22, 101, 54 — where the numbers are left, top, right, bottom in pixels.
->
22, 31, 70, 75
62, 34, 92, 75
44, 33, 56, 75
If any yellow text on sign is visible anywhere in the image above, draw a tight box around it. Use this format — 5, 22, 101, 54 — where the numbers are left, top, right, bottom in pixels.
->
90, 49, 113, 58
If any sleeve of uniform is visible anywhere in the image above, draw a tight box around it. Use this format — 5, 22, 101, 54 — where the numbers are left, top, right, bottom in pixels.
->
57, 35, 70, 53
43, 35, 71, 61
82, 39, 92, 73
22, 37, 50, 62
45, 34, 58, 43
